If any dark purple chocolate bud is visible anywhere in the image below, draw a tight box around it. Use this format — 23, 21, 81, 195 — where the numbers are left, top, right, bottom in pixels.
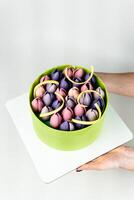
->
51, 69, 62, 81
75, 116, 85, 129
52, 99, 61, 109
84, 74, 96, 85
91, 98, 105, 111
60, 121, 69, 131
65, 96, 76, 108
73, 77, 82, 87
60, 77, 70, 91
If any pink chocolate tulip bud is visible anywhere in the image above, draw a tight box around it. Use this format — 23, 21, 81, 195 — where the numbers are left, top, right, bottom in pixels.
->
74, 104, 85, 117
31, 97, 44, 113
81, 82, 93, 92
40, 75, 50, 83
66, 68, 74, 78
35, 86, 45, 98
74, 68, 84, 78
62, 107, 74, 121
56, 88, 67, 101
50, 113, 62, 128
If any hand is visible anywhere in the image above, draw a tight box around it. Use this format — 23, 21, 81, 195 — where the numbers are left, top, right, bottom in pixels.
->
76, 146, 127, 172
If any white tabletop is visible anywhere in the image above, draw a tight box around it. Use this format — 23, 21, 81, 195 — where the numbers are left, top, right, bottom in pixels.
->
1, 0, 134, 199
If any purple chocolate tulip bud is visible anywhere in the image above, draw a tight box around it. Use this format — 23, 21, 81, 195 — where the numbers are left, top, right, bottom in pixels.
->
42, 92, 55, 106
35, 86, 45, 98
46, 83, 57, 93
73, 77, 82, 87
75, 116, 85, 129
52, 99, 61, 109
86, 109, 99, 121
60, 121, 69, 131
94, 87, 105, 100
51, 69, 61, 81
65, 96, 76, 108
79, 93, 91, 106
62, 107, 74, 121
69, 122, 75, 131
97, 98, 105, 109
50, 113, 62, 128
91, 98, 105, 111
74, 104, 85, 116
84, 74, 96, 85
40, 75, 50, 83
74, 68, 84, 78
31, 97, 44, 113
40, 106, 53, 121
60, 77, 70, 91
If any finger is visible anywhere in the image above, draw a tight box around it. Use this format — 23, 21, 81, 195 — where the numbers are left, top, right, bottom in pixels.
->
77, 161, 103, 171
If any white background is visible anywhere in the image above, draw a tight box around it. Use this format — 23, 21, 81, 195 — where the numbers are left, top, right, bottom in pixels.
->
0, 0, 134, 199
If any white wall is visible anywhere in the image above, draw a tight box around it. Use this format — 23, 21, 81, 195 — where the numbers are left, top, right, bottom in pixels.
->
0, 1, 134, 200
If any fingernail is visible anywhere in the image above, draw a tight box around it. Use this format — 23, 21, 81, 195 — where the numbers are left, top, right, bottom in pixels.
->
76, 169, 82, 172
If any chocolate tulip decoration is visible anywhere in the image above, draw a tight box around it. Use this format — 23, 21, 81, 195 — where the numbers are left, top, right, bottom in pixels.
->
31, 97, 44, 112
74, 104, 85, 116
56, 88, 67, 101
86, 109, 99, 121
94, 87, 105, 100
60, 77, 70, 91
34, 86, 45, 98
73, 77, 83, 87
41, 106, 53, 120
75, 116, 87, 129
50, 113, 62, 128
79, 93, 91, 107
65, 68, 74, 78
43, 92, 55, 106
62, 107, 74, 121
40, 75, 50, 83
91, 98, 105, 111
68, 87, 79, 100
31, 65, 107, 131
85, 74, 96, 85
46, 83, 57, 93
51, 69, 62, 81
65, 96, 76, 108
52, 99, 61, 109
60, 121, 75, 131
74, 68, 84, 78
81, 82, 93, 92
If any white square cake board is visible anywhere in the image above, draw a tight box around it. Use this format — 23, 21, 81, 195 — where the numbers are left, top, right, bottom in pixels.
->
6, 93, 133, 183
